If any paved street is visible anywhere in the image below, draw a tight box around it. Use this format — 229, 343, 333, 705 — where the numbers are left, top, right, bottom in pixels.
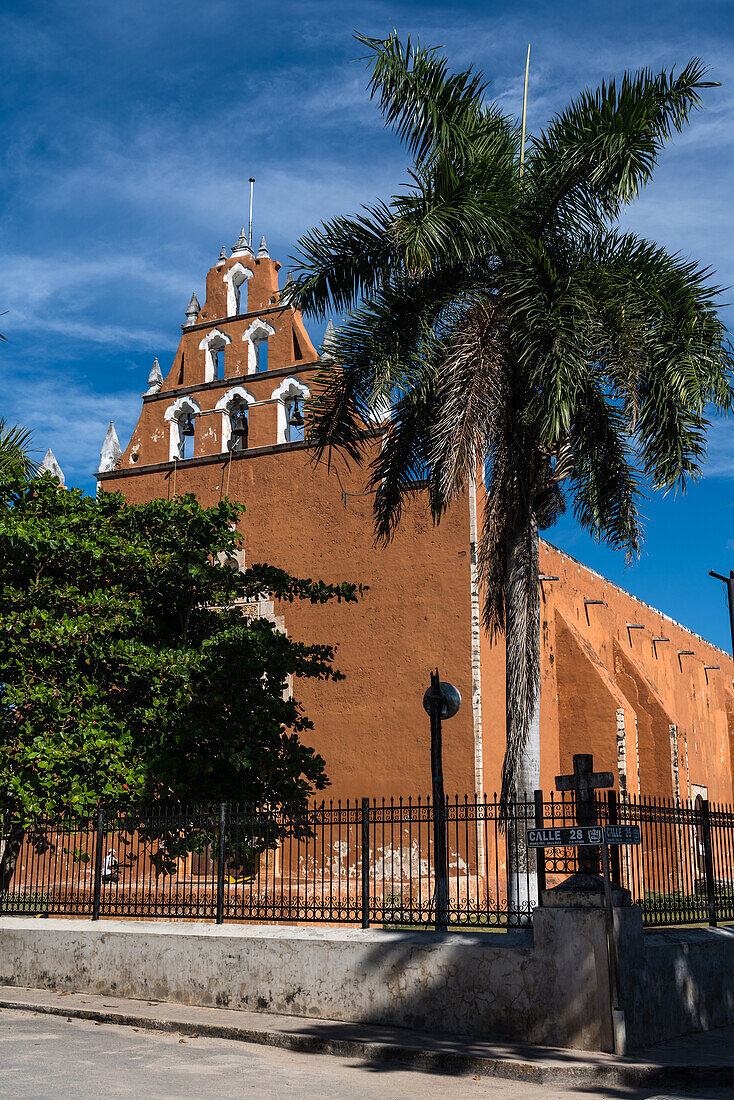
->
1, 1009, 734, 1100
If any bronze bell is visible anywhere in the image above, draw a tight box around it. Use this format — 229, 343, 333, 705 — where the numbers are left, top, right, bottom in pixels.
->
288, 399, 304, 428
181, 414, 195, 437
230, 407, 248, 450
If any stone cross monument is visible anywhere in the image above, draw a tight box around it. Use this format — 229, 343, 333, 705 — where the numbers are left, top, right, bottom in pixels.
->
555, 753, 613, 877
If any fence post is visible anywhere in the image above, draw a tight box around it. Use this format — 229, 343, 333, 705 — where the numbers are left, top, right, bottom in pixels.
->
607, 790, 621, 886
216, 802, 227, 925
92, 807, 104, 921
534, 790, 546, 903
361, 798, 370, 929
700, 799, 717, 927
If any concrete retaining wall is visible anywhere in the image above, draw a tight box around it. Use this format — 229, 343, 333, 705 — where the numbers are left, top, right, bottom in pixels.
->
623, 925, 734, 1047
1, 914, 732, 1052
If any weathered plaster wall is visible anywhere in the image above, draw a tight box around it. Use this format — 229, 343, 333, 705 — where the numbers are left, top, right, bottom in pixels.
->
2, 915, 732, 1052
538, 543, 734, 803
106, 447, 477, 798
625, 925, 734, 1046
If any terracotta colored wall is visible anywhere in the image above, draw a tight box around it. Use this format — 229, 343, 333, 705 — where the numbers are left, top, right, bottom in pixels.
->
104, 447, 477, 799
535, 543, 734, 804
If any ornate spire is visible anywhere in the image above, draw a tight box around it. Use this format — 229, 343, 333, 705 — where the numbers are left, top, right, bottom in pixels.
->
98, 422, 122, 474
37, 448, 65, 486
231, 227, 253, 257
184, 293, 200, 328
284, 270, 294, 286
217, 246, 227, 266
257, 235, 269, 259
143, 357, 164, 396
321, 319, 337, 361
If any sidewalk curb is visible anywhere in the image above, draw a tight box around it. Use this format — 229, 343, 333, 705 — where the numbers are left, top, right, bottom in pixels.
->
1, 996, 732, 1088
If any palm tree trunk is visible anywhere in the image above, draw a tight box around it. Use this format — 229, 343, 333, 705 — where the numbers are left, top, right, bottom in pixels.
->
504, 508, 541, 917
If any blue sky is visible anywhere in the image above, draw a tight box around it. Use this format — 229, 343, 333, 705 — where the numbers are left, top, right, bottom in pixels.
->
1, 0, 734, 648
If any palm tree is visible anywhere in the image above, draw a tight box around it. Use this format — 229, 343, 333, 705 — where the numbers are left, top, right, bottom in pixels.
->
287, 33, 734, 808
0, 419, 35, 480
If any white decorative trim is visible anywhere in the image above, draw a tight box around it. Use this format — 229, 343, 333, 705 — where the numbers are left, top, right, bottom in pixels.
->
215, 386, 255, 451
215, 386, 255, 411
242, 318, 276, 373
199, 329, 231, 383
223, 262, 252, 316
98, 422, 122, 474
468, 476, 484, 872
271, 376, 310, 443
164, 395, 201, 460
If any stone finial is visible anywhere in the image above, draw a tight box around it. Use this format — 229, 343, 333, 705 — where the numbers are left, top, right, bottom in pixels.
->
184, 293, 200, 328
217, 246, 227, 266
143, 357, 164, 396
321, 318, 337, 361
232, 227, 253, 257
257, 235, 269, 259
284, 270, 294, 287
37, 448, 65, 486
98, 422, 122, 474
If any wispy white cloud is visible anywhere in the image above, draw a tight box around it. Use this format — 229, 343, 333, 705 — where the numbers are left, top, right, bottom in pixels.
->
2, 0, 733, 499
703, 418, 734, 479
0, 360, 140, 489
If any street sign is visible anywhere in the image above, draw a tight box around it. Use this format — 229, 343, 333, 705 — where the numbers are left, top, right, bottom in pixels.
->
526, 826, 603, 847
526, 825, 642, 848
604, 824, 641, 845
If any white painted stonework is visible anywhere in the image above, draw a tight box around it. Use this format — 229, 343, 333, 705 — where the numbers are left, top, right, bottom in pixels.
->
98, 422, 122, 474
270, 376, 310, 442
223, 263, 252, 316
164, 395, 201, 460
37, 449, 65, 486
215, 386, 255, 451
199, 329, 231, 383
242, 318, 276, 373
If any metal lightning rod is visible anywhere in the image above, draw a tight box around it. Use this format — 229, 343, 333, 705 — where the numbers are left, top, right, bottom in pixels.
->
248, 177, 255, 246
519, 44, 531, 179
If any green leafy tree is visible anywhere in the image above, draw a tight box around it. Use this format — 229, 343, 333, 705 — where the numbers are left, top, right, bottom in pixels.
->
0, 471, 363, 888
288, 33, 734, 806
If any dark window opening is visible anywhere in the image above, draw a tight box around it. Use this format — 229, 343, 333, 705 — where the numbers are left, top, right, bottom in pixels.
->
293, 330, 302, 361
177, 352, 185, 386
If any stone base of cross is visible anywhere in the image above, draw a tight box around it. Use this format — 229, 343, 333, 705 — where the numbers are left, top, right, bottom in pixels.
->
555, 753, 613, 877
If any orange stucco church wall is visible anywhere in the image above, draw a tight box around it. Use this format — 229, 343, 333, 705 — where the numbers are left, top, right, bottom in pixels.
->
99, 236, 734, 805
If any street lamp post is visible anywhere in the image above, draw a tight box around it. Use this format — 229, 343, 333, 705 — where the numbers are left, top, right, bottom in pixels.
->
423, 669, 461, 932
709, 570, 734, 658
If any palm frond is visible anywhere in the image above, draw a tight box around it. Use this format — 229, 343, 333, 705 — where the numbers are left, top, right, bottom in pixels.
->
429, 299, 510, 502
0, 419, 36, 479
527, 59, 715, 232
356, 31, 498, 166
286, 201, 397, 317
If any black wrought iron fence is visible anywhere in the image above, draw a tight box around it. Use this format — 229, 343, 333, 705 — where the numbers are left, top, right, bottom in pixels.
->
0, 796, 537, 927
538, 791, 734, 927
1, 792, 732, 928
